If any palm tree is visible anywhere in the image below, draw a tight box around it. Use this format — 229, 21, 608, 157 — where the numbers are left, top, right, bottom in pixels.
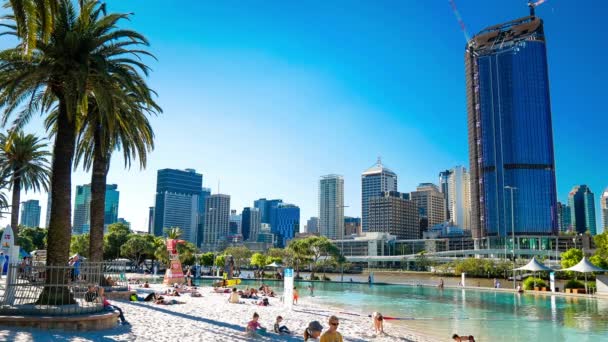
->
0, 130, 51, 234
166, 227, 183, 240
0, 0, 156, 303
2, 0, 58, 55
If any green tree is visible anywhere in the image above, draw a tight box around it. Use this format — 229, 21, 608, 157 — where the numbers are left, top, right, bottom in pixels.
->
19, 226, 47, 250
287, 238, 313, 278
200, 252, 215, 267
0, 131, 50, 235
589, 254, 608, 270
308, 236, 340, 279
121, 234, 154, 265
103, 222, 131, 260
165, 227, 183, 239
561, 248, 583, 279
250, 252, 267, 269
214, 254, 226, 268
17, 233, 33, 253
593, 231, 608, 260
223, 246, 251, 272
0, 1, 157, 304
70, 233, 90, 258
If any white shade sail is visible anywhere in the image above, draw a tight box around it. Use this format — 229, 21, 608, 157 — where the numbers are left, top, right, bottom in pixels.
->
265, 262, 282, 268
562, 257, 606, 273
514, 257, 553, 272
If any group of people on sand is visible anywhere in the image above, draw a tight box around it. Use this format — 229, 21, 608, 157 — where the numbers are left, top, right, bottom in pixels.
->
246, 312, 344, 341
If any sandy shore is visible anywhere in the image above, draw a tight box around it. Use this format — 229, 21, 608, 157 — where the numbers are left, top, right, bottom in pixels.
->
0, 284, 435, 342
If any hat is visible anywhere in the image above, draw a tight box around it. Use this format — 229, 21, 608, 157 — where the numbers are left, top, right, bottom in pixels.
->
308, 321, 323, 332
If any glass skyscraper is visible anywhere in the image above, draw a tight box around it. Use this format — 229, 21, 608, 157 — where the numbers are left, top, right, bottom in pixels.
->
73, 184, 120, 235
153, 168, 204, 245
20, 199, 41, 228
361, 158, 397, 232
241, 207, 261, 242
466, 13, 558, 238
568, 185, 596, 235
273, 203, 300, 247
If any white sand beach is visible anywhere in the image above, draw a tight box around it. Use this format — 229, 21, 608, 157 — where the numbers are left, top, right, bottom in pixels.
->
0, 283, 434, 342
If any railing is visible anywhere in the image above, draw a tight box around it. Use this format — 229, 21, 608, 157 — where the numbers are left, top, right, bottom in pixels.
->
0, 260, 129, 316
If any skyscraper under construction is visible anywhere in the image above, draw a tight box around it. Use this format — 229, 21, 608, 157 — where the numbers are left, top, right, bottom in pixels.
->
465, 8, 558, 238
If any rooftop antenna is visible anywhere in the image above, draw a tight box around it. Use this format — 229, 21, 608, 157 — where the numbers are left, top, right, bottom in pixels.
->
448, 0, 473, 48
528, 0, 548, 17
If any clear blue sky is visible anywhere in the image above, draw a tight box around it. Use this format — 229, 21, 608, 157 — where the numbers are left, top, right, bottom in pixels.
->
3, 0, 607, 232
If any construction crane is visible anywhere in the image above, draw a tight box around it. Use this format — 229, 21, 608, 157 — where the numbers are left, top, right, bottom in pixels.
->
528, 0, 548, 16
448, 0, 474, 48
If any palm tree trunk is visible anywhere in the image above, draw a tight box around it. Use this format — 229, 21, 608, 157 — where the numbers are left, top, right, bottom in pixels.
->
10, 173, 21, 235
39, 98, 77, 305
89, 124, 108, 262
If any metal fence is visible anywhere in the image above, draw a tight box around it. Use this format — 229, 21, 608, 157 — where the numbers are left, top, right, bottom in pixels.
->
0, 260, 129, 316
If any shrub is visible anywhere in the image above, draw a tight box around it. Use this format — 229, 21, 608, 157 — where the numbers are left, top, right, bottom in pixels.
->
322, 276, 331, 281
523, 277, 547, 290
564, 279, 585, 289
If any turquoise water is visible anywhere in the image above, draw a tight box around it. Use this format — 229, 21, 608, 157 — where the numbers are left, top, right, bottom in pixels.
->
195, 279, 608, 341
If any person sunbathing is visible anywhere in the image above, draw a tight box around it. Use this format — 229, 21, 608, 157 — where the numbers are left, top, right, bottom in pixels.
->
453, 334, 476, 341
155, 298, 184, 305
229, 288, 241, 303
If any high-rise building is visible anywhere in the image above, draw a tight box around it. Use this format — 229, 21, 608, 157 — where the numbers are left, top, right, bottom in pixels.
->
153, 169, 204, 244
198, 187, 211, 247
602, 188, 608, 235
306, 217, 319, 234
117, 217, 130, 229
361, 158, 397, 232
253, 198, 283, 224
446, 166, 471, 230
557, 201, 572, 233
73, 184, 120, 235
466, 12, 558, 238
241, 207, 261, 242
203, 194, 231, 245
148, 207, 155, 234
20, 199, 41, 228
410, 183, 445, 231
344, 217, 361, 236
257, 223, 276, 245
438, 170, 452, 221
229, 210, 242, 235
273, 203, 300, 247
368, 191, 419, 239
568, 185, 596, 235
319, 175, 344, 240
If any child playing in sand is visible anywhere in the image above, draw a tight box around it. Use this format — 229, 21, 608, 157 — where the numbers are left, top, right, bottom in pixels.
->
372, 312, 384, 334
246, 312, 266, 336
274, 316, 291, 334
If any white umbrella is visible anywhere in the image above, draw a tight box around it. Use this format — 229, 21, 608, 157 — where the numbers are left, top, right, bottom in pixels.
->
514, 257, 552, 288
562, 257, 606, 293
265, 262, 282, 268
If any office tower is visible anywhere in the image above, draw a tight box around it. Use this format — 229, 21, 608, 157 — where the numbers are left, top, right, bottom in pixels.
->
153, 169, 204, 244
602, 188, 608, 235
319, 174, 344, 239
73, 184, 120, 235
273, 203, 300, 247
344, 217, 362, 236
568, 185, 597, 235
20, 199, 41, 228
410, 183, 445, 231
439, 169, 453, 221
241, 207, 261, 242
361, 158, 397, 232
197, 187, 211, 247
447, 166, 471, 230
257, 223, 276, 245
203, 194, 231, 245
368, 191, 419, 239
229, 210, 242, 235
466, 12, 558, 238
557, 201, 572, 233
148, 207, 155, 234
306, 217, 319, 234
253, 198, 283, 224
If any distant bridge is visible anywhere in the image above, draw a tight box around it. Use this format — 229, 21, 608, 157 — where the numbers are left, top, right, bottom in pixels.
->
345, 248, 561, 263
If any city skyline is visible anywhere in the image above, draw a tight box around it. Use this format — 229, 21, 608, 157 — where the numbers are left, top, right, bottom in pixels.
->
0, 1, 606, 233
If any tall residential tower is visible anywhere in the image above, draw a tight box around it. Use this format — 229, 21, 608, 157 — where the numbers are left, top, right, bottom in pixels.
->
319, 174, 344, 239
466, 12, 557, 237
361, 158, 397, 232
